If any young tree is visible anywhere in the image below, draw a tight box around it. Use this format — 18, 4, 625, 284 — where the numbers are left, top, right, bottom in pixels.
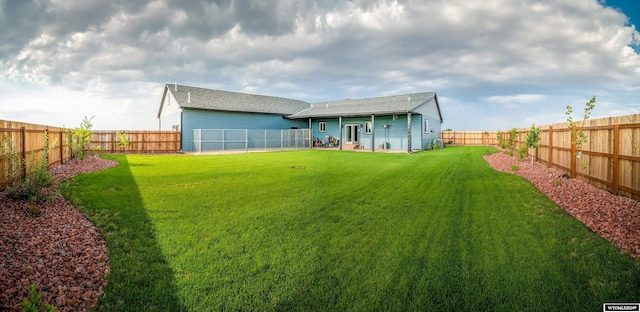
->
496, 131, 504, 149
483, 131, 490, 154
117, 131, 131, 151
508, 128, 519, 156
525, 123, 541, 166
66, 116, 94, 160
566, 96, 596, 171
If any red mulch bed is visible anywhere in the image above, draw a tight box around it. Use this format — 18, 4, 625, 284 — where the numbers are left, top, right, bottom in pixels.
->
1, 156, 118, 311
484, 152, 640, 260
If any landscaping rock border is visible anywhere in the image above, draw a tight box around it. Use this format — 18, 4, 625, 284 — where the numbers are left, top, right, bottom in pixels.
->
484, 152, 640, 260
1, 156, 117, 311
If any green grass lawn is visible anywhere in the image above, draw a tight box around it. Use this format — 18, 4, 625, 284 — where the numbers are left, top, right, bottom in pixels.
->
62, 146, 640, 311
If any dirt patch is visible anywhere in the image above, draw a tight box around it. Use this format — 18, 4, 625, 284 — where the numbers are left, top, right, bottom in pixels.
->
1, 156, 118, 311
484, 152, 640, 260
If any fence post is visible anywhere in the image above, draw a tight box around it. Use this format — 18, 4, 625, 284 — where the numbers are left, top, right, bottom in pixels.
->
67, 130, 72, 160
21, 126, 26, 178
570, 127, 577, 178
612, 124, 619, 195
44, 129, 49, 167
547, 126, 553, 168
59, 130, 64, 165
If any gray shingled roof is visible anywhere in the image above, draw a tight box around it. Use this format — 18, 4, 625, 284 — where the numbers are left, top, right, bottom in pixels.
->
288, 92, 438, 119
162, 84, 311, 116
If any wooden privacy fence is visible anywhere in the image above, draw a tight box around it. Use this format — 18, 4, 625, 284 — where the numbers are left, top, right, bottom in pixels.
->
441, 130, 501, 146
1, 119, 181, 188
90, 130, 180, 154
0, 120, 72, 188
442, 114, 640, 201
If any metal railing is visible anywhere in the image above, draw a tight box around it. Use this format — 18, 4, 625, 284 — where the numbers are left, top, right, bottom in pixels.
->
193, 129, 310, 153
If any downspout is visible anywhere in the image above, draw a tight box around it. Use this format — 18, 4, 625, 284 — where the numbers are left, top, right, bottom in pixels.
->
308, 118, 312, 149
407, 112, 412, 153
371, 114, 375, 152
339, 116, 343, 151
421, 117, 424, 151
180, 109, 184, 152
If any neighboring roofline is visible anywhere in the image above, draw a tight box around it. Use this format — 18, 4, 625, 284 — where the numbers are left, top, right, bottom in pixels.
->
434, 94, 443, 123
157, 85, 168, 118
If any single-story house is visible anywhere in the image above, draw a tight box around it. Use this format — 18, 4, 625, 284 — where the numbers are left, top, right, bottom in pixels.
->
157, 83, 443, 152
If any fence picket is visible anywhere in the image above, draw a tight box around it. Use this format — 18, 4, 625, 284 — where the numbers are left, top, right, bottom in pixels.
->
1, 119, 181, 188
441, 114, 640, 201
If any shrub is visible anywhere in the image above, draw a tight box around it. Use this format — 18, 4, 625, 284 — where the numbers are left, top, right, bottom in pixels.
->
525, 123, 541, 166
517, 146, 528, 162
1, 134, 21, 184
91, 145, 104, 156
8, 177, 52, 202
28, 205, 41, 217
21, 284, 56, 312
496, 131, 506, 149
507, 128, 519, 156
117, 132, 131, 151
7, 132, 56, 202
65, 116, 94, 160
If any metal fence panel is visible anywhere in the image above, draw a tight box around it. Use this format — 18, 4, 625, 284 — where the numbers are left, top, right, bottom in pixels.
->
194, 129, 310, 153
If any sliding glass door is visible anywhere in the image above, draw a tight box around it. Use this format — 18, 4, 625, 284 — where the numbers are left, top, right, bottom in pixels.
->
344, 124, 360, 144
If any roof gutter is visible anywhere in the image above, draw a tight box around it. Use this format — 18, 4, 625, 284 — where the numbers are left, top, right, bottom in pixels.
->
287, 110, 414, 119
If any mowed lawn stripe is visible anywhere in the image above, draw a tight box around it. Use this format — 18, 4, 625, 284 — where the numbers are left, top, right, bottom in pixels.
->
64, 147, 640, 311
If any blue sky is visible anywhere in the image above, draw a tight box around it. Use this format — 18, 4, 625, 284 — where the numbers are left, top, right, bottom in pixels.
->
605, 0, 640, 36
1, 0, 639, 130
605, 0, 640, 53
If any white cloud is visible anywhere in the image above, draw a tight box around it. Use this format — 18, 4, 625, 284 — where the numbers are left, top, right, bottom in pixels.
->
1, 0, 639, 131
486, 94, 545, 104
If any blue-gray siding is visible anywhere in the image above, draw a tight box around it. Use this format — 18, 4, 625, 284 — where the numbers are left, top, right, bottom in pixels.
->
312, 114, 426, 150
182, 109, 308, 151
413, 98, 442, 149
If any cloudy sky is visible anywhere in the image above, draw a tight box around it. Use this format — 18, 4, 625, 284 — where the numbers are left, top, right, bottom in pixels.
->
1, 0, 639, 130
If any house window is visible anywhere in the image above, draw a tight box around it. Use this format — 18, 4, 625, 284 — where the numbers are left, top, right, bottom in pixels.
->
319, 121, 327, 133
364, 121, 372, 134
424, 119, 429, 133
